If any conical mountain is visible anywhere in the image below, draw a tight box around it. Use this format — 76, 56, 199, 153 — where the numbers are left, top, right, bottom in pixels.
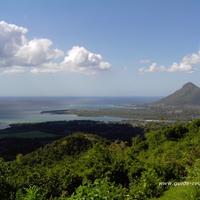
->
155, 82, 200, 106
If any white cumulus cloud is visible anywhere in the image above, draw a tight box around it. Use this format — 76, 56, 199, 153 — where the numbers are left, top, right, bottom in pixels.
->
61, 46, 111, 72
139, 51, 200, 73
0, 21, 63, 68
15, 39, 64, 66
139, 62, 166, 73
0, 21, 111, 75
0, 21, 27, 65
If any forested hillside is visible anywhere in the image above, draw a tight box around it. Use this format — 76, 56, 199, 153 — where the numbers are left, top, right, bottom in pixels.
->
0, 120, 143, 160
1, 120, 200, 199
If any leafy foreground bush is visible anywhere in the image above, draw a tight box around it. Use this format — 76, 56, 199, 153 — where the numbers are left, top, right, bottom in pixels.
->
16, 186, 44, 200
67, 179, 130, 200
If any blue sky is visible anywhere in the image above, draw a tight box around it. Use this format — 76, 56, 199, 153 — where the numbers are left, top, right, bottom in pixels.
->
0, 0, 200, 96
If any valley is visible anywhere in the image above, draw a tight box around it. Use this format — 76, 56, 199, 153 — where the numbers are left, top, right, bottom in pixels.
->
41, 104, 200, 123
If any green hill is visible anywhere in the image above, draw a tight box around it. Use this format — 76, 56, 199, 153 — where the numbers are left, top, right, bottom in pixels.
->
1, 120, 200, 199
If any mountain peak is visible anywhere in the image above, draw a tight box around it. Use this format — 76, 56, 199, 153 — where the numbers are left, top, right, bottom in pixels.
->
155, 82, 200, 106
182, 82, 198, 90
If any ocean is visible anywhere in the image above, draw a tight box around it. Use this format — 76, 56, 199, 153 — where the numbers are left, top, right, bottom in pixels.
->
0, 96, 160, 128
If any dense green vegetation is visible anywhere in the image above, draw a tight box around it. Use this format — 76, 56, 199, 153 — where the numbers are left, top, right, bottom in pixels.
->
1, 119, 200, 199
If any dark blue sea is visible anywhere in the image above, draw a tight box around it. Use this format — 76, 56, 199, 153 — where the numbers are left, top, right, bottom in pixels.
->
0, 96, 160, 128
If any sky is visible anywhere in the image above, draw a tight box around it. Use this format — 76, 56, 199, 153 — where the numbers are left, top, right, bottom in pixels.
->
0, 0, 200, 96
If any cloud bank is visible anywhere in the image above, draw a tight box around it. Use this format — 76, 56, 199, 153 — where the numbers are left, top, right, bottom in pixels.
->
0, 21, 111, 74
139, 51, 200, 73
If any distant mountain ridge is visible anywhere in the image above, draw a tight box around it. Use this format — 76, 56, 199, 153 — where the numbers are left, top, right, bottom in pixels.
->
155, 82, 200, 106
